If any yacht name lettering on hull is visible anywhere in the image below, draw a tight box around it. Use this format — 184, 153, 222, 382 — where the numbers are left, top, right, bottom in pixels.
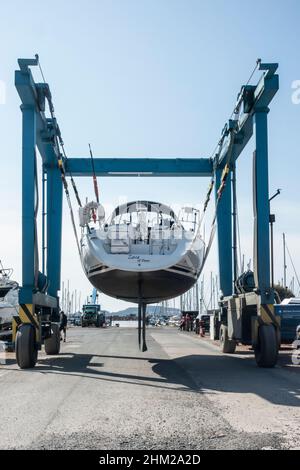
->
128, 255, 150, 265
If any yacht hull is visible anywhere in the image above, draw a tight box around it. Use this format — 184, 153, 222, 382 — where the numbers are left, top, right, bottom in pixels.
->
87, 261, 198, 304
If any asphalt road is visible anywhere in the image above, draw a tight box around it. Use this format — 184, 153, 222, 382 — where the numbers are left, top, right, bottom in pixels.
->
0, 327, 299, 450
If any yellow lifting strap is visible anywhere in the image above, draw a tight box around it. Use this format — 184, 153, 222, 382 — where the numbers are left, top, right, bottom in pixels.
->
203, 179, 215, 212
57, 158, 64, 169
216, 164, 230, 199
221, 163, 230, 182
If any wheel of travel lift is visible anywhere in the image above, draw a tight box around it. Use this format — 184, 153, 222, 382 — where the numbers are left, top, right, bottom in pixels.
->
16, 323, 38, 369
219, 324, 237, 354
44, 323, 61, 355
254, 324, 278, 368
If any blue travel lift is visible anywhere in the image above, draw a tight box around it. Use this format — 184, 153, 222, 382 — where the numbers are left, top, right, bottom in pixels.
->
12, 56, 280, 368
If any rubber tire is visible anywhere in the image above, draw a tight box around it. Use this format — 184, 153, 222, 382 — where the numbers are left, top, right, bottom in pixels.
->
16, 324, 38, 369
255, 324, 278, 368
44, 323, 60, 355
220, 324, 237, 354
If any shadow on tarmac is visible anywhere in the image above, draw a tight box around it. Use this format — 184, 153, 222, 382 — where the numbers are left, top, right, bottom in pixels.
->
2, 349, 300, 406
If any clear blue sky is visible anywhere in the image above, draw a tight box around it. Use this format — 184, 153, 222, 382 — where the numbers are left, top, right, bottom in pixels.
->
0, 0, 299, 310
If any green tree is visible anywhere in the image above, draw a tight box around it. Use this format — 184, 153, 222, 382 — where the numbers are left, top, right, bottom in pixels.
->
274, 284, 294, 302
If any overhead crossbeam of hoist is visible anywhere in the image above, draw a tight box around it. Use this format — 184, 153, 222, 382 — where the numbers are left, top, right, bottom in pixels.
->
64, 157, 213, 177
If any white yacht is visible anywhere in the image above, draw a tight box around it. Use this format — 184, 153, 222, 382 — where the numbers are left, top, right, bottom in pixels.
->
80, 201, 205, 305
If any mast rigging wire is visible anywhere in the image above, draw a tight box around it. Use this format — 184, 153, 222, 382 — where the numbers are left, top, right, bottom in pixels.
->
89, 144, 100, 204
286, 241, 300, 294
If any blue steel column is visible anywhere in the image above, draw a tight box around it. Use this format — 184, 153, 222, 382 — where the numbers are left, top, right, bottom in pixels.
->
253, 110, 273, 304
46, 165, 63, 299
20, 105, 36, 304
215, 167, 233, 297
42, 167, 46, 275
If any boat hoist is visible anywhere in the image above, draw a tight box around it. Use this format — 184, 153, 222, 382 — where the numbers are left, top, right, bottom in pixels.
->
12, 55, 279, 368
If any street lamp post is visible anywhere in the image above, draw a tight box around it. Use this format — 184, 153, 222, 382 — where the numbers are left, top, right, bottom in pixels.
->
269, 213, 276, 288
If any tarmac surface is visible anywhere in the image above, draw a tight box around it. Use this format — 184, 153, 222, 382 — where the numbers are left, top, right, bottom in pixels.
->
0, 326, 299, 450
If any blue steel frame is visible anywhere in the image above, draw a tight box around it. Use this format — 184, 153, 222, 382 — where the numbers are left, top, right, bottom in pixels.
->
15, 58, 278, 310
